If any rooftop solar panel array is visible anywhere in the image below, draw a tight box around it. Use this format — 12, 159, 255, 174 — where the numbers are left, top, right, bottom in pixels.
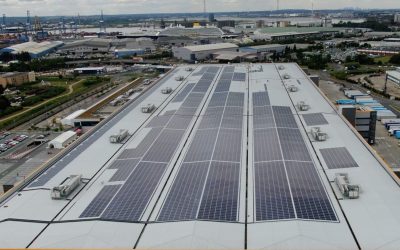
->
80, 66, 221, 221
303, 113, 329, 126
158, 66, 243, 222
252, 91, 337, 222
71, 65, 340, 226
320, 147, 359, 169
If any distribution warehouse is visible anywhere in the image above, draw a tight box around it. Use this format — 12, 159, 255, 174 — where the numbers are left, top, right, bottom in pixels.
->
1, 63, 400, 249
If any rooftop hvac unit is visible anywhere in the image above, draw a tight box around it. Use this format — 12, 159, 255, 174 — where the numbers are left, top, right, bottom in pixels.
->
297, 101, 310, 111
142, 104, 156, 114
288, 85, 298, 92
283, 74, 290, 79
278, 65, 285, 70
310, 127, 327, 141
175, 76, 184, 81
185, 67, 194, 72
161, 87, 173, 94
335, 173, 360, 199
51, 175, 82, 200
110, 129, 129, 143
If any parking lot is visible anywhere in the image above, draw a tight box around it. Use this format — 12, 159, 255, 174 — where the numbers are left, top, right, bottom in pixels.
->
0, 132, 60, 194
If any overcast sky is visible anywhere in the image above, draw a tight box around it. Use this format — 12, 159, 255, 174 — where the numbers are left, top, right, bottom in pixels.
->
0, 0, 399, 16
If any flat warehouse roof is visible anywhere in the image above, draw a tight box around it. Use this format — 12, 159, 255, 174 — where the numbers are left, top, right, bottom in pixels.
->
0, 63, 400, 249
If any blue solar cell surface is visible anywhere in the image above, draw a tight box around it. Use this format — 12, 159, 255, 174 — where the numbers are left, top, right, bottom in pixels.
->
80, 185, 121, 218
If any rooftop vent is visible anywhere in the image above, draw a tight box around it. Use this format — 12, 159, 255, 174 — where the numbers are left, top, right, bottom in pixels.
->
310, 127, 327, 141
161, 87, 173, 94
142, 104, 156, 114
110, 129, 129, 143
297, 101, 310, 111
51, 175, 82, 200
335, 173, 360, 199
288, 85, 298, 92
278, 65, 285, 70
185, 67, 194, 72
175, 76, 184, 81
283, 74, 291, 79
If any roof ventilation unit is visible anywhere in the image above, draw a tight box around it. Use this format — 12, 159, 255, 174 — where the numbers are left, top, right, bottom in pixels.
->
283, 74, 291, 79
310, 127, 327, 141
161, 87, 173, 94
142, 104, 156, 114
110, 129, 129, 143
175, 76, 184, 81
278, 65, 285, 70
185, 67, 194, 72
288, 85, 298, 92
335, 173, 360, 199
297, 101, 310, 111
51, 175, 82, 200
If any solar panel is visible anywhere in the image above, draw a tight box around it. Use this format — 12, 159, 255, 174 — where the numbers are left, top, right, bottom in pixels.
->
285, 161, 337, 221
175, 107, 197, 116
182, 93, 205, 108
220, 73, 233, 80
253, 92, 270, 107
233, 72, 246, 81
157, 162, 210, 221
254, 161, 295, 221
254, 129, 282, 162
80, 185, 121, 218
277, 128, 312, 162
221, 107, 243, 130
223, 66, 235, 73
101, 162, 167, 222
184, 129, 218, 162
146, 115, 173, 128
172, 83, 195, 103
273, 106, 298, 129
199, 107, 224, 129
118, 128, 162, 159
197, 161, 240, 222
320, 147, 359, 169
109, 159, 140, 182
253, 106, 275, 129
166, 115, 193, 130
142, 129, 185, 163
303, 113, 329, 126
212, 129, 242, 162
226, 92, 245, 107
208, 92, 228, 107
215, 80, 231, 92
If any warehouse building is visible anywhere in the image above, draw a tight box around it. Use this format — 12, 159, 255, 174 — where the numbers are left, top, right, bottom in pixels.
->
173, 43, 238, 61
1, 64, 400, 249
158, 26, 224, 38
0, 71, 35, 87
386, 67, 400, 86
0, 41, 64, 59
240, 44, 287, 55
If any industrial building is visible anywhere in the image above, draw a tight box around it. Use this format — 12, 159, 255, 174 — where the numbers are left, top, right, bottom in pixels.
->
251, 27, 343, 41
0, 41, 64, 59
158, 26, 224, 38
386, 67, 400, 86
0, 64, 400, 249
0, 71, 35, 87
73, 67, 106, 75
240, 44, 287, 55
173, 43, 238, 61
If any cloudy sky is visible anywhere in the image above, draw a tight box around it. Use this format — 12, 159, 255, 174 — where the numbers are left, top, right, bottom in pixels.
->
0, 0, 399, 16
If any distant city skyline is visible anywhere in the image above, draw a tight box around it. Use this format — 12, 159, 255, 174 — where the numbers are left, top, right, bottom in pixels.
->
0, 0, 399, 16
